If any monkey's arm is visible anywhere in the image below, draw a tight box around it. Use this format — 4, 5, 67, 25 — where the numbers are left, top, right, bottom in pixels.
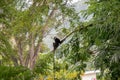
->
61, 24, 93, 43
60, 29, 80, 43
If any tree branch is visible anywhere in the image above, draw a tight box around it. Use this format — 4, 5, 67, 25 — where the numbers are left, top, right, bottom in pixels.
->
42, 7, 57, 35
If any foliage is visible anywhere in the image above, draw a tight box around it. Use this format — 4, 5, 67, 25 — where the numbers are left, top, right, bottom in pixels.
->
33, 53, 84, 80
0, 66, 34, 80
1, 0, 120, 79
34, 53, 53, 75
81, 0, 120, 79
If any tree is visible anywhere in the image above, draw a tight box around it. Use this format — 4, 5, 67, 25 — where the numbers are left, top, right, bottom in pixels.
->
82, 0, 120, 79
0, 0, 80, 70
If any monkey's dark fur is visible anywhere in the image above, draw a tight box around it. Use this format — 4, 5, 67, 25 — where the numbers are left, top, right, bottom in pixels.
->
53, 37, 63, 51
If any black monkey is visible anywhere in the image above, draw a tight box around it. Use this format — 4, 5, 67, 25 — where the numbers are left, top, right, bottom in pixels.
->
53, 37, 63, 51
53, 30, 75, 51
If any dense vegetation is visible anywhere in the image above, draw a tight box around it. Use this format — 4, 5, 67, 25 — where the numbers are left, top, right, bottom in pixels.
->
0, 0, 120, 80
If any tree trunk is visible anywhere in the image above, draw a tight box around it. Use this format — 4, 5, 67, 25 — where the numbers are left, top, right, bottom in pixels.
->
29, 34, 35, 69
29, 42, 41, 69
15, 38, 24, 66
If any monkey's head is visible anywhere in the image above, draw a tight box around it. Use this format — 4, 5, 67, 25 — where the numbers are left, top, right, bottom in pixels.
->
54, 37, 58, 40
54, 37, 61, 44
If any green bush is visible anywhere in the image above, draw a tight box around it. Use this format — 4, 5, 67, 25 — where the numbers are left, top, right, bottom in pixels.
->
0, 66, 35, 80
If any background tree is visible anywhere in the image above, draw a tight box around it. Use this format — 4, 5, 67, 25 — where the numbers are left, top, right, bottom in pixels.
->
82, 0, 120, 79
0, 0, 80, 70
